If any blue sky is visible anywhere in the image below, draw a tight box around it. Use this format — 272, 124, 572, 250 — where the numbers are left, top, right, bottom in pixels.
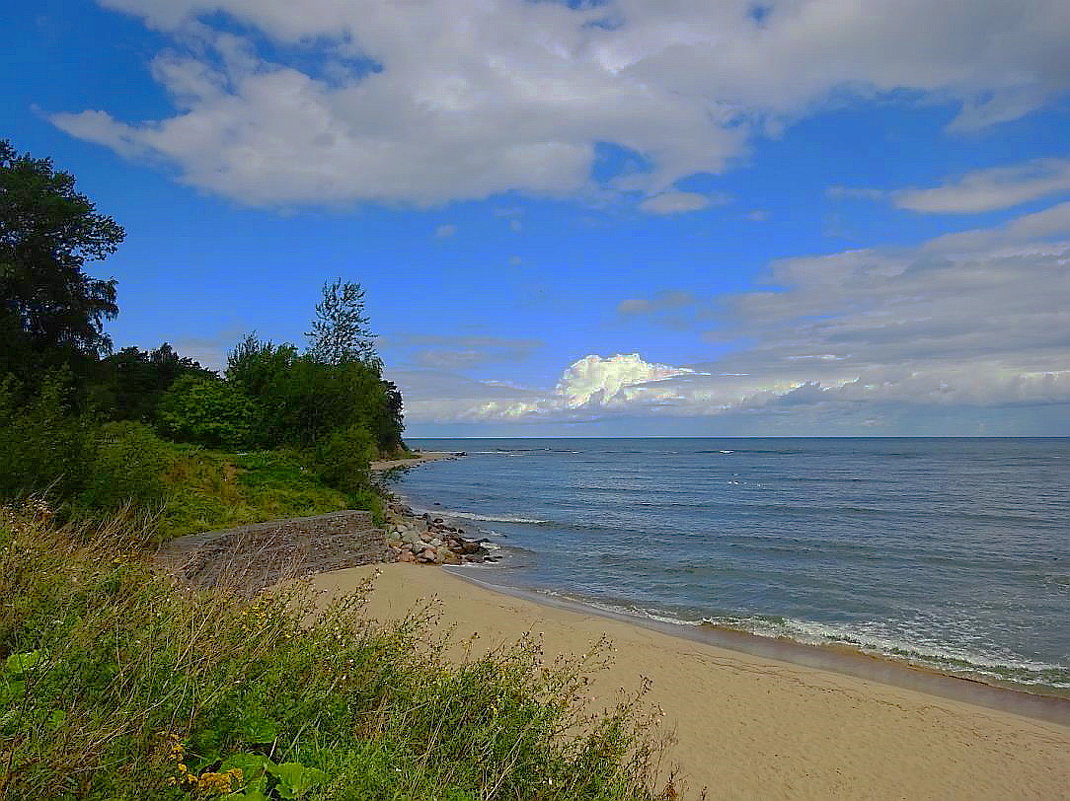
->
5, 0, 1070, 435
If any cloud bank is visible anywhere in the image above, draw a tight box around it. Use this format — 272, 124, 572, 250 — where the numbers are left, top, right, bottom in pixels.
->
52, 0, 1070, 207
394, 202, 1070, 433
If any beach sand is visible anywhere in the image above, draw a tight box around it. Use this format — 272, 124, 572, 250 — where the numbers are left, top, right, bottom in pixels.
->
307, 563, 1070, 800
369, 451, 458, 471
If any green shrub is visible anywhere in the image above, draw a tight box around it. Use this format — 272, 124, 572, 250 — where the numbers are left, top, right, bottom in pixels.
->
313, 424, 377, 495
157, 375, 256, 450
0, 373, 95, 502
79, 422, 173, 511
0, 509, 665, 800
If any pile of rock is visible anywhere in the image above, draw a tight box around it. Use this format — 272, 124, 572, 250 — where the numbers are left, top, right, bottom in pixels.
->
385, 504, 496, 565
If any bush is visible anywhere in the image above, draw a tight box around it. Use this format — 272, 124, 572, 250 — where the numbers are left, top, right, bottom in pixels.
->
0, 509, 665, 800
313, 424, 377, 495
157, 375, 256, 450
78, 422, 172, 511
0, 373, 95, 502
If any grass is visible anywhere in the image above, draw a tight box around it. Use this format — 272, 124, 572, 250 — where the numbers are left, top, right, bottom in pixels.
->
157, 447, 362, 541
0, 502, 670, 801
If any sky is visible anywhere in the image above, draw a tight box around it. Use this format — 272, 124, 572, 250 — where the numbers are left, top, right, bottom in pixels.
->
4, 0, 1069, 436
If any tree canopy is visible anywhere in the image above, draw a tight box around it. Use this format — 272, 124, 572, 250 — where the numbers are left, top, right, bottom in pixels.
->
0, 140, 122, 377
306, 278, 380, 368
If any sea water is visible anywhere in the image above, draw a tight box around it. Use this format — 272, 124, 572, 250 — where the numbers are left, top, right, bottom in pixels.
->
390, 438, 1070, 692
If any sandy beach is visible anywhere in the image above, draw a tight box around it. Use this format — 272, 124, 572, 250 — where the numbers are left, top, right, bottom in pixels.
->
308, 562, 1070, 801
369, 451, 459, 472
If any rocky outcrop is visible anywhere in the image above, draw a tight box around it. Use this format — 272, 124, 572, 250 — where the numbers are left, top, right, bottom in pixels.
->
385, 501, 496, 565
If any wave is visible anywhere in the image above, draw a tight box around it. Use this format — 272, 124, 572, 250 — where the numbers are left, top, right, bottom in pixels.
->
530, 591, 1070, 690
441, 510, 552, 525
713, 616, 1070, 689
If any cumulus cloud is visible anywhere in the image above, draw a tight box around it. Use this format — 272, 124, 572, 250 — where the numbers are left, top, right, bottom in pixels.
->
555, 354, 695, 407
894, 159, 1070, 214
50, 0, 1070, 207
397, 203, 1070, 428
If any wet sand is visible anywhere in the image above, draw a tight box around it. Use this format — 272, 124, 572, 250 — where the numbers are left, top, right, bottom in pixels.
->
307, 562, 1070, 801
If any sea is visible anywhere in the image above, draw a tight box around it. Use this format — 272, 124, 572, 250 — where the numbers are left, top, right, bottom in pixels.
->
390, 438, 1070, 694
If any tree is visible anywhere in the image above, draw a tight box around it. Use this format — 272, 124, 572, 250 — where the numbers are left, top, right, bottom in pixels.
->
0, 140, 123, 378
156, 375, 256, 450
306, 278, 380, 368
90, 343, 214, 422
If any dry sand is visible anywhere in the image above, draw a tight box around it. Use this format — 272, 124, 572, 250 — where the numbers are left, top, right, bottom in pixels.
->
307, 562, 1070, 801
369, 451, 458, 471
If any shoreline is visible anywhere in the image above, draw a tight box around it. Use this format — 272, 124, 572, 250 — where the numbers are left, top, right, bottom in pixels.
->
369, 450, 462, 472
307, 561, 1070, 800
444, 567, 1070, 726
381, 452, 1069, 707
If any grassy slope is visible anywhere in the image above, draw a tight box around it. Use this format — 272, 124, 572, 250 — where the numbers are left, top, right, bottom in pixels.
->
157, 447, 358, 541
0, 507, 664, 800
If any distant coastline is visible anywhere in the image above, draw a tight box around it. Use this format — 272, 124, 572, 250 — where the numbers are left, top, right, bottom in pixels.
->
369, 450, 464, 471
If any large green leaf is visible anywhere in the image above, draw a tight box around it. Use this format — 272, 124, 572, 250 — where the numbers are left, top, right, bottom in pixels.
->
267, 762, 328, 799
4, 650, 46, 675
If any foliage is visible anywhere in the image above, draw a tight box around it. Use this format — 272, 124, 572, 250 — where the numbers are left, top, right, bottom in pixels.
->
79, 422, 172, 512
90, 343, 214, 423
226, 335, 403, 453
0, 508, 666, 801
0, 371, 94, 502
313, 424, 377, 495
157, 375, 256, 450
0, 140, 122, 380
158, 448, 353, 540
306, 278, 379, 368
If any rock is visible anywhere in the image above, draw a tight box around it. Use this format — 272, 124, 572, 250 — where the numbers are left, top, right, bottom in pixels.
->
419, 532, 433, 543
440, 550, 462, 565
398, 550, 415, 563
401, 531, 421, 546
461, 541, 482, 554
430, 538, 442, 547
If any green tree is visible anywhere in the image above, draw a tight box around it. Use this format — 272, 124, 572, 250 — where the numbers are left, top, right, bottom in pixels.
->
306, 278, 380, 368
0, 140, 123, 380
0, 371, 95, 501
157, 375, 256, 449
90, 342, 213, 423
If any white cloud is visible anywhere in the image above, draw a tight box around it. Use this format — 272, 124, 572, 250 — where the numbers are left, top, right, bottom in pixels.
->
924, 200, 1070, 252
396, 203, 1070, 426
638, 191, 714, 215
555, 354, 694, 408
434, 224, 457, 238
894, 159, 1070, 214
51, 0, 1070, 207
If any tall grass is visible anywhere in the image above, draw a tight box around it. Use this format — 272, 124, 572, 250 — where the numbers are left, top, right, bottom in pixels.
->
0, 502, 670, 800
